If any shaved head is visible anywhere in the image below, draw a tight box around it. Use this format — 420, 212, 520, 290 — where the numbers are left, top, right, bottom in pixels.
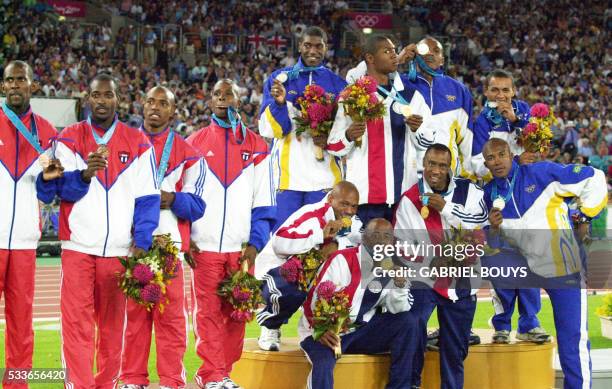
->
146, 85, 176, 105
363, 218, 394, 249
4, 60, 34, 81
483, 138, 514, 178
331, 180, 358, 199
328, 181, 359, 220
483, 138, 511, 156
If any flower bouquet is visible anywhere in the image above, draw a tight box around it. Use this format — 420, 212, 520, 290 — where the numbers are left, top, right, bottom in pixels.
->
217, 260, 264, 322
518, 103, 556, 154
338, 75, 386, 147
280, 248, 325, 292
118, 234, 180, 312
311, 281, 353, 359
434, 227, 499, 270
294, 84, 338, 161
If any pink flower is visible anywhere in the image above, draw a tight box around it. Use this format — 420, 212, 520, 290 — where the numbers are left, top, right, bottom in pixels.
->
356, 75, 378, 94
232, 286, 251, 302
368, 94, 379, 105
307, 102, 332, 124
530, 103, 550, 118
317, 280, 336, 301
133, 264, 154, 285
281, 257, 303, 283
164, 258, 178, 274
140, 283, 161, 303
523, 122, 538, 135
230, 309, 253, 322
307, 84, 325, 98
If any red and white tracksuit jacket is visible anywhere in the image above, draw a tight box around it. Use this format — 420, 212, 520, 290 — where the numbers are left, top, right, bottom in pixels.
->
187, 122, 275, 253
39, 118, 160, 389
255, 196, 362, 279
186, 121, 275, 385
393, 177, 488, 301
121, 128, 206, 389
298, 245, 412, 341
327, 74, 419, 205
51, 120, 160, 256
0, 106, 57, 387
1, 107, 58, 249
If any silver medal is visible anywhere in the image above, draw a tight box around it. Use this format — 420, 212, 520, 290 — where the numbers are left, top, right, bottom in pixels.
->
492, 197, 505, 211
275, 72, 288, 83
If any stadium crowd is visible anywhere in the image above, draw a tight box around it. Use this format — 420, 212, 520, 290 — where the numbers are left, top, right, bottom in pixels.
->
1, 1, 611, 388
1, 0, 610, 183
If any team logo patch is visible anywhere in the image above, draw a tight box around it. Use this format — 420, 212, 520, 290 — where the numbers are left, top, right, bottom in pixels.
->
288, 90, 297, 95
525, 184, 536, 193
241, 151, 251, 161
446, 95, 456, 102
118, 151, 130, 164
573, 165, 583, 174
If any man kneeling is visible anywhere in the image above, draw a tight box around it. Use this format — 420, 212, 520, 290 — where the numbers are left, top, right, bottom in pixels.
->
299, 219, 418, 389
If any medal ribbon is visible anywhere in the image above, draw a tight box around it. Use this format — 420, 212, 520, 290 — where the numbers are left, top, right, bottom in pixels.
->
2, 102, 43, 154
88, 115, 118, 146
491, 170, 517, 204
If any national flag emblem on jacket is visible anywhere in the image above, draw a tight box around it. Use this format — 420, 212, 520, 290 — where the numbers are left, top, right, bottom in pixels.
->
119, 151, 130, 164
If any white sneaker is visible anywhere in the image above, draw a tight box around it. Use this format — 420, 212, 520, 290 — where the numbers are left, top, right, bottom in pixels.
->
222, 377, 244, 389
204, 382, 225, 389
120, 385, 146, 389
258, 327, 281, 351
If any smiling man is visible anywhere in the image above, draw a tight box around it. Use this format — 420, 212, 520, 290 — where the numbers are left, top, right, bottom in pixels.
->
255, 181, 362, 351
394, 143, 488, 389
0, 60, 59, 388
120, 86, 206, 389
37, 73, 160, 389
482, 138, 607, 389
259, 26, 347, 231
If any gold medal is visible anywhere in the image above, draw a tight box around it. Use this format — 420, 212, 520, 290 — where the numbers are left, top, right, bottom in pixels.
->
381, 258, 394, 271
420, 206, 429, 219
96, 145, 109, 158
341, 217, 352, 229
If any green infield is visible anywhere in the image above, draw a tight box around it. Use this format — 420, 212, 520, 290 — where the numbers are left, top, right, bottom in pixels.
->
0, 294, 610, 387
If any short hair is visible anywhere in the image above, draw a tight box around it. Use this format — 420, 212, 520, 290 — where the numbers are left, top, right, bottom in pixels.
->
89, 72, 119, 93
424, 143, 452, 159
213, 79, 240, 100
148, 85, 177, 105
485, 69, 514, 88
362, 34, 394, 58
302, 26, 328, 44
4, 60, 34, 81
